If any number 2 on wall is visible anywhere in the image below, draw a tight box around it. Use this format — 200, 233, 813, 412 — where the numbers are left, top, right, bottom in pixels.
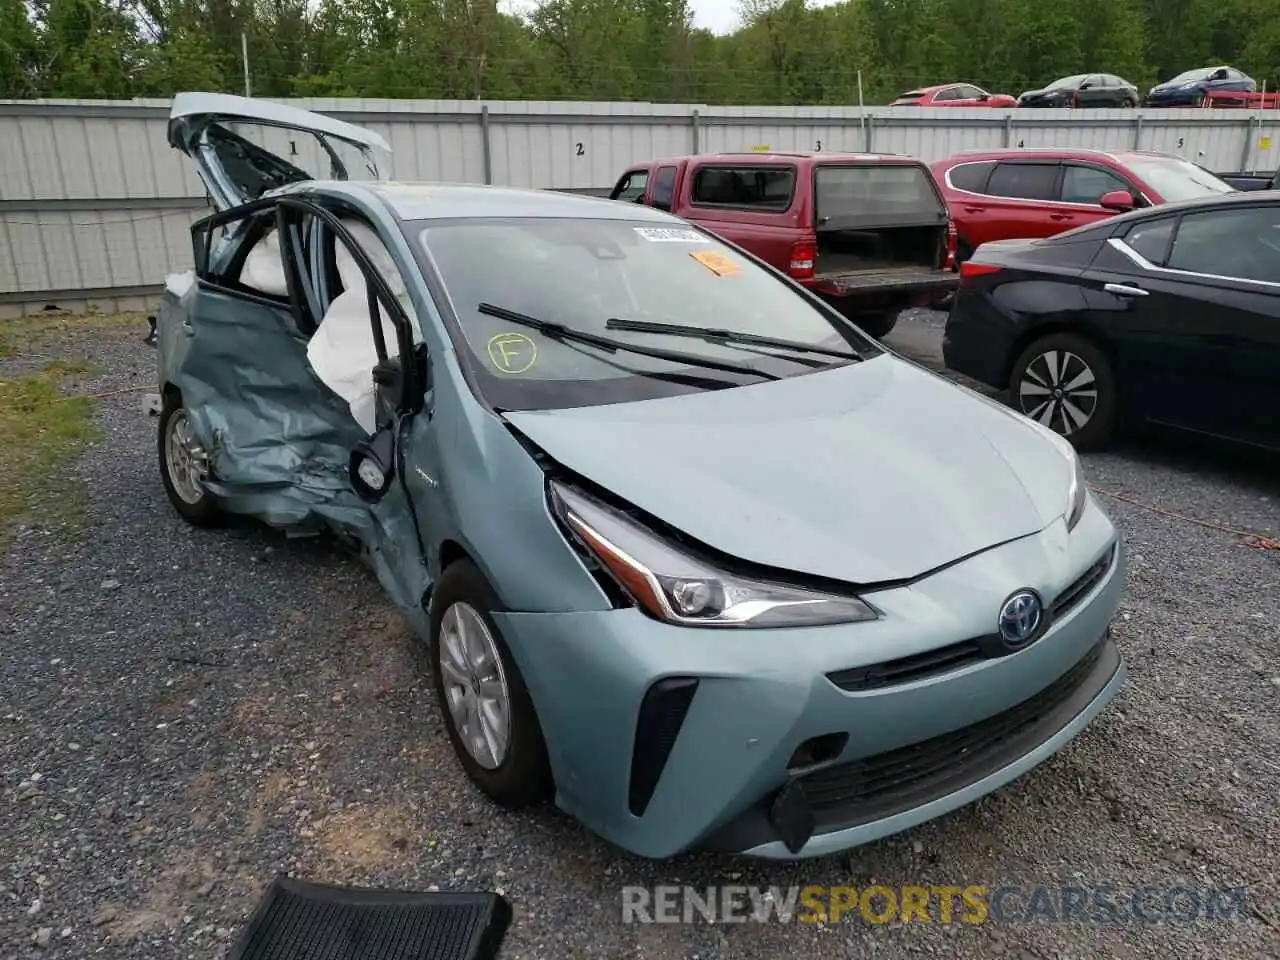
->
575, 142, 585, 156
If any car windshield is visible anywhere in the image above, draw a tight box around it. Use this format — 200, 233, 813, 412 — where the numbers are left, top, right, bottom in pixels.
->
1125, 158, 1235, 202
413, 217, 876, 411
1169, 68, 1215, 83
1047, 75, 1089, 90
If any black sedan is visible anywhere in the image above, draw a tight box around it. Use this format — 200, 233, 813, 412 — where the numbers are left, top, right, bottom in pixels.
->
1017, 74, 1140, 108
942, 191, 1280, 453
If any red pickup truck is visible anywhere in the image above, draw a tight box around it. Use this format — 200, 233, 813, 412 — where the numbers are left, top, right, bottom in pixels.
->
608, 152, 958, 338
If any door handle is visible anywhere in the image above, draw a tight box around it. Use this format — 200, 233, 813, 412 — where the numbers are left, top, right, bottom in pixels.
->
963, 206, 985, 213
1104, 282, 1149, 297
1050, 213, 1073, 221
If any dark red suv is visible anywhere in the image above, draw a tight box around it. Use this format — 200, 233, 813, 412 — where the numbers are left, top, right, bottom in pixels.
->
932, 148, 1236, 260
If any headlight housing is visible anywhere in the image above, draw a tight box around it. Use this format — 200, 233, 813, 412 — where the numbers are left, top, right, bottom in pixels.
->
1024, 421, 1088, 531
549, 481, 878, 628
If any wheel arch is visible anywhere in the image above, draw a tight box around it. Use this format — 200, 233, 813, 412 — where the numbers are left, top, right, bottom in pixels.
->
999, 320, 1114, 389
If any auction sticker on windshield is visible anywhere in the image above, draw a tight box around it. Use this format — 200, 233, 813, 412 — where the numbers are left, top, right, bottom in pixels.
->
634, 227, 708, 242
690, 250, 742, 276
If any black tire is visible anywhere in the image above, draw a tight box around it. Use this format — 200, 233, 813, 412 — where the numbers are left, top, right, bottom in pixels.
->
158, 392, 224, 526
1007, 332, 1117, 450
856, 310, 900, 340
1121, 97, 1136, 108
429, 559, 553, 809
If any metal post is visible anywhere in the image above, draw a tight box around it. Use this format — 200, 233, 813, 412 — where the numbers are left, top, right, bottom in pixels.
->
691, 109, 701, 155
479, 104, 492, 185
1253, 81, 1267, 174
864, 115, 874, 153
1133, 114, 1143, 150
1003, 113, 1013, 147
241, 33, 251, 97
857, 70, 865, 147
1238, 114, 1256, 173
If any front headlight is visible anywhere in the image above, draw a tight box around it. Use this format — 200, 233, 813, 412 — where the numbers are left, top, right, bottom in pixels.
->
549, 481, 878, 628
1024, 421, 1088, 531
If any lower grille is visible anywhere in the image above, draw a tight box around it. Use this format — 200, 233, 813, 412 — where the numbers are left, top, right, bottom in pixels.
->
801, 638, 1112, 830
628, 678, 698, 816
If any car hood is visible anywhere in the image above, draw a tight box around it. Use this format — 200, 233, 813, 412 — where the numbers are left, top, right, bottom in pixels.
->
1020, 87, 1064, 98
503, 356, 1073, 585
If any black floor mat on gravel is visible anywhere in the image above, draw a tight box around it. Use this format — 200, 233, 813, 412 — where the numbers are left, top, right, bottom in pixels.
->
227, 875, 512, 960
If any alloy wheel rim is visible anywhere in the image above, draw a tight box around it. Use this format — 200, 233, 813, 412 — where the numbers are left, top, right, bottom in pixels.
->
165, 410, 209, 504
439, 601, 512, 770
1018, 350, 1098, 436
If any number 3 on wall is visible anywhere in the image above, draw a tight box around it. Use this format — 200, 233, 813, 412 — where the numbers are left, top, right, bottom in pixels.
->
575, 142, 585, 156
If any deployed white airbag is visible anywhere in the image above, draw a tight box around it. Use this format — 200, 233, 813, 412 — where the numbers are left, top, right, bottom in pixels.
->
240, 229, 289, 296
307, 221, 422, 435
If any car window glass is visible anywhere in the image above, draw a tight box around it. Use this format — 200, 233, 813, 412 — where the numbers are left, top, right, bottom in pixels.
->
415, 217, 869, 411
615, 171, 647, 203
986, 162, 1059, 201
947, 161, 995, 194
690, 165, 795, 210
652, 165, 677, 211
956, 85, 982, 99
933, 87, 956, 101
1122, 218, 1175, 265
1167, 207, 1280, 283
1061, 165, 1131, 205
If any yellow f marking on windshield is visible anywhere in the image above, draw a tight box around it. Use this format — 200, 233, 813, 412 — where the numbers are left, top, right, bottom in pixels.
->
487, 332, 538, 374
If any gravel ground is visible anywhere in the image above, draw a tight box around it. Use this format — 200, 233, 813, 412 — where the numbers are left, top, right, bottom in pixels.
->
1, 309, 1277, 959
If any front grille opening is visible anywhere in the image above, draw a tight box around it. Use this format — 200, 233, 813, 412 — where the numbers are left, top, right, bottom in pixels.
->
827, 638, 986, 692
787, 732, 849, 771
628, 678, 698, 816
800, 639, 1107, 831
1051, 544, 1116, 620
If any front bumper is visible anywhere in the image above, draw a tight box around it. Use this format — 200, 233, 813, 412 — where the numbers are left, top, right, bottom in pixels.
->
495, 499, 1126, 859
1143, 92, 1196, 107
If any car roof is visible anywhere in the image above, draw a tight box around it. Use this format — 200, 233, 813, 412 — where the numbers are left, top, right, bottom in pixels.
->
639, 152, 923, 166
300, 181, 686, 223
934, 147, 1186, 167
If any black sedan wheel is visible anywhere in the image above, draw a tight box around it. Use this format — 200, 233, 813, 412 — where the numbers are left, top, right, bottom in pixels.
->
1008, 333, 1117, 449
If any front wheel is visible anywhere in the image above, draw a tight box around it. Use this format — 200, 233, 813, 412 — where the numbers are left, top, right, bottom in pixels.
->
429, 560, 553, 809
1007, 332, 1117, 450
158, 392, 224, 526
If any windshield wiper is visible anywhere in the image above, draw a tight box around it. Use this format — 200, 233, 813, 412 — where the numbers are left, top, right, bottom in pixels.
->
604, 317, 863, 361
477, 303, 780, 381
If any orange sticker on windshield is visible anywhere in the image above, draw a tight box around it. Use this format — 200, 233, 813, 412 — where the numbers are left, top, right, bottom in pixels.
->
689, 250, 742, 277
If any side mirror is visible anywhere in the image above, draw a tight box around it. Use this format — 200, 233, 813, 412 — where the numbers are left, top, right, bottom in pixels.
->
1099, 190, 1135, 212
977, 92, 990, 101
1079, 81, 1092, 90
349, 427, 397, 502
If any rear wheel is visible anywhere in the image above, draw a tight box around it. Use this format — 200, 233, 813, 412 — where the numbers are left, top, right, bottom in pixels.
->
158, 392, 224, 526
855, 310, 899, 339
1007, 332, 1117, 450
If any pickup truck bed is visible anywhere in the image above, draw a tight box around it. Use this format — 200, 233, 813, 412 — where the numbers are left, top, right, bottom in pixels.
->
816, 264, 958, 296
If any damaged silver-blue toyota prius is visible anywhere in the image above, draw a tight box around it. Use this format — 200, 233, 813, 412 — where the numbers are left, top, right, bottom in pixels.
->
150, 92, 1128, 860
